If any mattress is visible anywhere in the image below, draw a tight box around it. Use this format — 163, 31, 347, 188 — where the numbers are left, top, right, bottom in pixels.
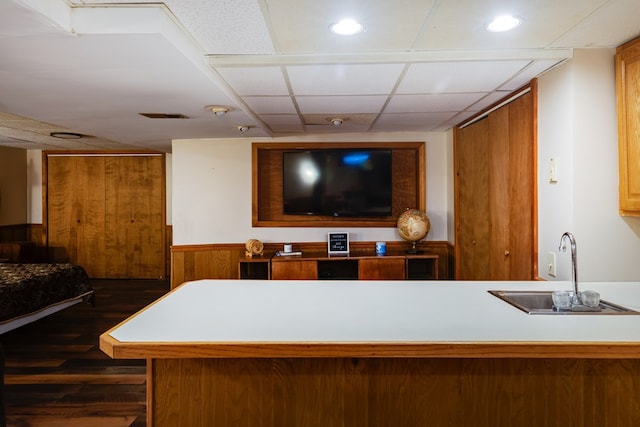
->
0, 263, 94, 332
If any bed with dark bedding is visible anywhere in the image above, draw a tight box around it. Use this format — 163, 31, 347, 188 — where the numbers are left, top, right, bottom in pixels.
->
0, 263, 94, 334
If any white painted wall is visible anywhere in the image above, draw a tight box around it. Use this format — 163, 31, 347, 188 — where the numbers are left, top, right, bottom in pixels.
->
537, 49, 640, 282
0, 147, 27, 225
26, 150, 42, 224
172, 132, 450, 246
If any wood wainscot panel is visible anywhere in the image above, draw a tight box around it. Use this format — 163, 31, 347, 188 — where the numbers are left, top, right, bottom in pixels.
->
0, 224, 30, 242
171, 241, 454, 288
171, 244, 244, 288
149, 357, 640, 427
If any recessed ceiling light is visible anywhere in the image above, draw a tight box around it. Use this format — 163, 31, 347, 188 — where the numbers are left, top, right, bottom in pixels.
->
486, 15, 521, 32
329, 19, 365, 36
50, 131, 83, 139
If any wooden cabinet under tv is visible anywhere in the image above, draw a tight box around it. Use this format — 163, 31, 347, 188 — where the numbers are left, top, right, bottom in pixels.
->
239, 251, 439, 281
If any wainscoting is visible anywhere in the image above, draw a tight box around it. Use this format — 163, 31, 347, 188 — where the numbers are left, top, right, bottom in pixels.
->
0, 224, 173, 279
171, 240, 454, 288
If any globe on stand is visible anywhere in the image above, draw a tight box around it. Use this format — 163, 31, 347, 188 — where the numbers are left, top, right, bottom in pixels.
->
396, 209, 430, 254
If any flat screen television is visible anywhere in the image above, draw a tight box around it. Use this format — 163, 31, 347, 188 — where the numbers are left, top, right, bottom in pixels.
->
283, 149, 392, 217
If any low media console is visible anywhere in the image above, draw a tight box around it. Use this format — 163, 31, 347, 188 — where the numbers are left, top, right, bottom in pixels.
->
239, 250, 439, 281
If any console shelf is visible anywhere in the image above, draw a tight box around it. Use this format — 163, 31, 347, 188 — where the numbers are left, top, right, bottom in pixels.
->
239, 251, 438, 281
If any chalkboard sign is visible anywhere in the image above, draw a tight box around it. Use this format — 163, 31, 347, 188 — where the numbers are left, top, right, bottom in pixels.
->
327, 232, 349, 255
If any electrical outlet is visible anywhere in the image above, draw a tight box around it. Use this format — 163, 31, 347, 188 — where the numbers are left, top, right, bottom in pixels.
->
547, 251, 556, 277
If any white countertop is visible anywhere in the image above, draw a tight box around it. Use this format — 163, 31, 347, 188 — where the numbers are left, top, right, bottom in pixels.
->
107, 279, 640, 344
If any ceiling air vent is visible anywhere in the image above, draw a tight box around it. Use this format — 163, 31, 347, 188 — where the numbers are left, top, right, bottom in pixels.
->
139, 113, 189, 119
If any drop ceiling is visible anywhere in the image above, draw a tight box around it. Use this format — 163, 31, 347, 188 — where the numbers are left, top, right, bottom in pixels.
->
0, 0, 638, 152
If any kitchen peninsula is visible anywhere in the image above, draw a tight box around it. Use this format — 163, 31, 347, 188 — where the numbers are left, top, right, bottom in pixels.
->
101, 280, 640, 427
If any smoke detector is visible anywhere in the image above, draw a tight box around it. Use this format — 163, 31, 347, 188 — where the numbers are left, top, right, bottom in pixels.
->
326, 117, 347, 126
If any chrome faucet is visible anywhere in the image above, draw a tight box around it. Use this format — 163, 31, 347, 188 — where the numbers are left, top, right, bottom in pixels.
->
559, 232, 580, 304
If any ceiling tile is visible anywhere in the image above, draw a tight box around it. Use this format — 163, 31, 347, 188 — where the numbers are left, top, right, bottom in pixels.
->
499, 59, 565, 91
468, 91, 516, 112
243, 96, 297, 114
301, 113, 376, 126
398, 60, 531, 94
439, 111, 478, 129
164, 0, 274, 54
550, 0, 640, 48
413, 0, 609, 50
260, 114, 304, 132
286, 64, 404, 95
385, 93, 488, 113
265, 0, 434, 53
372, 112, 457, 131
295, 95, 388, 114
215, 66, 289, 96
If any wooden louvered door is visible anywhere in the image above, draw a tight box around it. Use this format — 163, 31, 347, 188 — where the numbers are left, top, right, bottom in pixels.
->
45, 152, 165, 279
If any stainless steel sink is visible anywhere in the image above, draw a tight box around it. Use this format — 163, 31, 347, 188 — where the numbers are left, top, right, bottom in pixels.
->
488, 290, 639, 315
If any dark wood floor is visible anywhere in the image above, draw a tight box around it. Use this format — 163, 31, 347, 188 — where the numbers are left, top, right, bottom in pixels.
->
1, 278, 170, 427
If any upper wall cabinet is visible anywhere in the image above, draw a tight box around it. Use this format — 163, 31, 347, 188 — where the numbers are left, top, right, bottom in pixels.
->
616, 36, 640, 216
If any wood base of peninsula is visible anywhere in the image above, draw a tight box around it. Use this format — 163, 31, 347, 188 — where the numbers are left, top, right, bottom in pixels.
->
148, 357, 640, 427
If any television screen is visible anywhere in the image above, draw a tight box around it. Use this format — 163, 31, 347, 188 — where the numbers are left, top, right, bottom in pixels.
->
283, 149, 392, 217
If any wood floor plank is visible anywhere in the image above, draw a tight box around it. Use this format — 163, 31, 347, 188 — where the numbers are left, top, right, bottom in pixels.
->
4, 359, 65, 368
1, 278, 169, 427
5, 373, 146, 385
7, 415, 137, 427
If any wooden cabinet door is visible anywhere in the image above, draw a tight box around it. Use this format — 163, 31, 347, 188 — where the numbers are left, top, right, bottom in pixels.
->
359, 258, 405, 280
271, 260, 318, 280
616, 37, 640, 215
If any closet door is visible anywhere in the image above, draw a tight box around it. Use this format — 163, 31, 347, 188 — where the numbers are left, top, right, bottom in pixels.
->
505, 92, 535, 279
47, 155, 107, 278
45, 152, 165, 279
105, 155, 165, 279
454, 88, 536, 280
455, 118, 491, 280
488, 105, 511, 279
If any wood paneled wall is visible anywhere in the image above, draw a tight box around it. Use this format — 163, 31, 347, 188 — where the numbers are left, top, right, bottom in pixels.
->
1, 223, 173, 277
150, 357, 640, 427
171, 240, 454, 288
0, 224, 30, 243
253, 142, 425, 227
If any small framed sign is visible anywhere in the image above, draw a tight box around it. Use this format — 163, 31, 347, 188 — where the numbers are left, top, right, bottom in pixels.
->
328, 232, 349, 255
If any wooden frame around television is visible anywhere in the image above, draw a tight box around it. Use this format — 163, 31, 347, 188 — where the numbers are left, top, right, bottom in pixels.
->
252, 142, 426, 227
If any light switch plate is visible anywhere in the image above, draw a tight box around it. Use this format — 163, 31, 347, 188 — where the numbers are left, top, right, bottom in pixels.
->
549, 156, 558, 183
